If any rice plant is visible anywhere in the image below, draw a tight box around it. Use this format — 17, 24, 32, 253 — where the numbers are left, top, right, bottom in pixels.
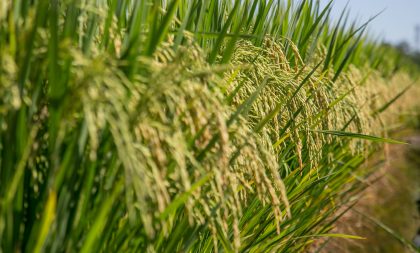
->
0, 0, 418, 252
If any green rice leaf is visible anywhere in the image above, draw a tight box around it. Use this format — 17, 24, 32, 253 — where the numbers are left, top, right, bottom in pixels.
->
313, 130, 407, 144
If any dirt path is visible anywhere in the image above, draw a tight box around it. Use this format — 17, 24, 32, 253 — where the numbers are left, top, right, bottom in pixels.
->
318, 130, 420, 253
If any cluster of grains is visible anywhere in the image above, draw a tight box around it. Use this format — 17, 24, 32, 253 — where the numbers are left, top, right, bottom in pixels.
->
227, 39, 401, 173
62, 41, 289, 251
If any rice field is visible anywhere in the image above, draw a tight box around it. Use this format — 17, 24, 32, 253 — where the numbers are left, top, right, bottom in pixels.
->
0, 0, 419, 252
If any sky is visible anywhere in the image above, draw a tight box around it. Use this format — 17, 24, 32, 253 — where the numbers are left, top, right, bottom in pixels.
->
319, 0, 420, 49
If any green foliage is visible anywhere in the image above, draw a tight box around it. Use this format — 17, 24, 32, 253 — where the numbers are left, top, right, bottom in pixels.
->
0, 0, 417, 252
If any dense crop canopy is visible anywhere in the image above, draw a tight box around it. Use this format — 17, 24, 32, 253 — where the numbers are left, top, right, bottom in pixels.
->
0, 0, 419, 252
